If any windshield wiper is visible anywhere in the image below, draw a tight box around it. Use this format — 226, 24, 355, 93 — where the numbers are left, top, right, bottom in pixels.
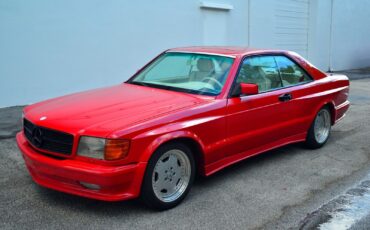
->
130, 81, 172, 90
129, 81, 217, 96
130, 81, 149, 87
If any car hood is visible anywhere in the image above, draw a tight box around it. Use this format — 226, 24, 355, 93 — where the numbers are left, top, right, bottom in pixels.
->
24, 83, 212, 137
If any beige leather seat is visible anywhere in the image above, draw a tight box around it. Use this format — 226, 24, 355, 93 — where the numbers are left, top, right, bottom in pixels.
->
242, 65, 271, 92
189, 58, 215, 82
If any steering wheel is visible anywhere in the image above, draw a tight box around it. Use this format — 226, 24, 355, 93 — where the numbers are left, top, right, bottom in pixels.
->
201, 77, 223, 90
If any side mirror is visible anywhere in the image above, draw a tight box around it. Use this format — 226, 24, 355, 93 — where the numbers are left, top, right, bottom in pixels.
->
240, 83, 258, 95
232, 83, 258, 97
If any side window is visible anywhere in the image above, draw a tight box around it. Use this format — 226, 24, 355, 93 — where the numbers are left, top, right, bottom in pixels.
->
236, 56, 282, 92
275, 56, 311, 87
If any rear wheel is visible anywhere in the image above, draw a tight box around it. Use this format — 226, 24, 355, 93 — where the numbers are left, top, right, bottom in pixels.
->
141, 142, 195, 210
305, 106, 332, 149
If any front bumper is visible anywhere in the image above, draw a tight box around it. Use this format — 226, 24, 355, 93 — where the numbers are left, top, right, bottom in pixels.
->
16, 132, 147, 201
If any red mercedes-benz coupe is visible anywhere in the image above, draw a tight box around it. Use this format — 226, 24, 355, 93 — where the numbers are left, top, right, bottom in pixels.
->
17, 47, 350, 210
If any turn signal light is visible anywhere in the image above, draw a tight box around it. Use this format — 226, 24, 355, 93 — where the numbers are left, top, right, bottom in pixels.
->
104, 139, 130, 161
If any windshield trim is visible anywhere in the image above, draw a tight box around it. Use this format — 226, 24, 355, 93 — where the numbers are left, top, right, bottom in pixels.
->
165, 50, 236, 58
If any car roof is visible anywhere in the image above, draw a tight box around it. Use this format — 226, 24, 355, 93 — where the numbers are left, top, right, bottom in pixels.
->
167, 46, 285, 57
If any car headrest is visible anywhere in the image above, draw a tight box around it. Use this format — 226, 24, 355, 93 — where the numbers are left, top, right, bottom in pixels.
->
197, 58, 214, 72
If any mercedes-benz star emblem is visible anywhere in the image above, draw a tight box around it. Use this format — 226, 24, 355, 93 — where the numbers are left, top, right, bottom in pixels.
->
32, 128, 43, 148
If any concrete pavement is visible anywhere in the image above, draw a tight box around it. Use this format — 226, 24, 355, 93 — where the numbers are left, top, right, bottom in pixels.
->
1, 77, 370, 229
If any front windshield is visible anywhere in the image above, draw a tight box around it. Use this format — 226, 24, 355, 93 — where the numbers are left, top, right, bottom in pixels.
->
128, 52, 234, 96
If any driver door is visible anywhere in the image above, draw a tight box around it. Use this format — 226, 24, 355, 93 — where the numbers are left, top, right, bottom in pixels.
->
225, 55, 291, 157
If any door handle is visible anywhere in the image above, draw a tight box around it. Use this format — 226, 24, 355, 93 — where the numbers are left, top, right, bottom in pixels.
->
278, 93, 292, 102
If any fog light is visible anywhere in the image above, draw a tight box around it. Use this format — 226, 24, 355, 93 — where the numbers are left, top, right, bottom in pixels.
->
79, 181, 101, 190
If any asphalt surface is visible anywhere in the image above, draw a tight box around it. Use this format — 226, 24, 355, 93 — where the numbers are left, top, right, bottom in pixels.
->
333, 67, 370, 80
1, 78, 370, 230
0, 106, 24, 139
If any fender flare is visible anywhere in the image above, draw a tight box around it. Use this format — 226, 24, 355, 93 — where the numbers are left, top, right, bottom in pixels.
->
312, 100, 336, 125
138, 130, 206, 163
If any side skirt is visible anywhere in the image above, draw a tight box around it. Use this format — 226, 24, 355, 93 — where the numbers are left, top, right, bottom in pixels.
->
204, 132, 306, 176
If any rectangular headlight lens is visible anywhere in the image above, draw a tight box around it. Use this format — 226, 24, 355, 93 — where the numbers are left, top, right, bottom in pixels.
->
77, 136, 106, 159
77, 136, 129, 160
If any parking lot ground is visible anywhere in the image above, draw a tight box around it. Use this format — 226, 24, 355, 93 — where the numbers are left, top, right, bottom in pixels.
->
0, 77, 370, 230
335, 67, 370, 80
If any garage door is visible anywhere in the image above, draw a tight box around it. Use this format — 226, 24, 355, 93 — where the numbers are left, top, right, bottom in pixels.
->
275, 0, 310, 57
249, 0, 310, 58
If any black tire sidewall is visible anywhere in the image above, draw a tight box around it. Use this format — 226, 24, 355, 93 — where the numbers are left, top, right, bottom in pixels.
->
305, 106, 331, 149
140, 142, 195, 210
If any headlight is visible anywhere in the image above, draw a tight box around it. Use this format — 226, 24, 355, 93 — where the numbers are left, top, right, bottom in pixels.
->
77, 136, 130, 161
77, 136, 105, 159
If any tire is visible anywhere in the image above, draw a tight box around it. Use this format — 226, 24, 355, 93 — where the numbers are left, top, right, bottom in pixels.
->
141, 142, 195, 210
305, 106, 332, 149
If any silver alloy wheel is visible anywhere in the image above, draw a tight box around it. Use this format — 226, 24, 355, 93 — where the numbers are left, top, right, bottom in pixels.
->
152, 149, 191, 203
314, 109, 331, 144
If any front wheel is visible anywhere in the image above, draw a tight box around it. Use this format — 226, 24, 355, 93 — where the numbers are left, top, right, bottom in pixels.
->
305, 106, 332, 149
141, 142, 195, 210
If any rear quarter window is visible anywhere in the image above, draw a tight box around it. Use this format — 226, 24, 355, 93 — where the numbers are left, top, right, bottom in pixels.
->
275, 56, 311, 87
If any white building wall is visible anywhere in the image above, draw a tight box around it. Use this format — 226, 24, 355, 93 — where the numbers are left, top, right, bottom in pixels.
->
307, 0, 332, 71
0, 0, 248, 107
249, 0, 310, 58
249, 0, 370, 71
0, 0, 370, 107
330, 0, 370, 71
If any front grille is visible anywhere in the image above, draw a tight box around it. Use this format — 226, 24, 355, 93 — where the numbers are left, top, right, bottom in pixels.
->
23, 118, 74, 155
